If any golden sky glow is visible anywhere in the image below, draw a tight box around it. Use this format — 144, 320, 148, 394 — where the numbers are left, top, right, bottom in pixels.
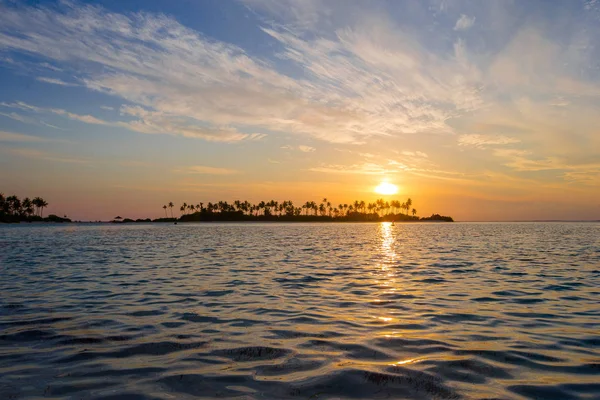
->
0, 1, 599, 221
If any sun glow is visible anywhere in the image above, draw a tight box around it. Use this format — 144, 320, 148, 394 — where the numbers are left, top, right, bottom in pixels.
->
374, 182, 398, 195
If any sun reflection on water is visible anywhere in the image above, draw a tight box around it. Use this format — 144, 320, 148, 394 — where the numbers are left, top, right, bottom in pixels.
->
371, 222, 400, 324
379, 222, 397, 268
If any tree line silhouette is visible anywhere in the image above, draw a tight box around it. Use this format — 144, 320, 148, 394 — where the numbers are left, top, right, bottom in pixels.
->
0, 193, 70, 223
150, 197, 452, 222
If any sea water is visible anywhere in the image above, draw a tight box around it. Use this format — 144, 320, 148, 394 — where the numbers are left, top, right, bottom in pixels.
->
1, 222, 599, 399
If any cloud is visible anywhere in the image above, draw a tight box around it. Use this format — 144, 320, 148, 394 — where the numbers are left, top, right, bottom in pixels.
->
50, 108, 111, 125
401, 150, 428, 158
2, 101, 265, 142
0, 1, 485, 145
100, 106, 114, 111
458, 134, 520, 148
39, 62, 62, 72
454, 14, 475, 31
281, 144, 315, 152
41, 121, 68, 130
298, 145, 315, 152
241, 0, 327, 30
0, 111, 35, 124
174, 165, 240, 175
309, 161, 410, 175
0, 130, 53, 142
492, 149, 600, 183
36, 76, 77, 86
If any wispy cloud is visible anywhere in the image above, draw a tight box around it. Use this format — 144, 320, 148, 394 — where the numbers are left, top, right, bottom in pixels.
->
0, 1, 485, 145
36, 76, 77, 86
100, 106, 114, 111
491, 149, 600, 184
309, 161, 410, 175
454, 14, 475, 31
298, 145, 316, 153
401, 150, 428, 158
174, 165, 240, 175
0, 111, 35, 124
281, 144, 315, 152
458, 134, 520, 148
2, 101, 265, 142
1, 100, 111, 126
39, 62, 62, 72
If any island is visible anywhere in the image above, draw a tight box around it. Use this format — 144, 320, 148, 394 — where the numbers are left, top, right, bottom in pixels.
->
0, 193, 453, 223
116, 198, 453, 223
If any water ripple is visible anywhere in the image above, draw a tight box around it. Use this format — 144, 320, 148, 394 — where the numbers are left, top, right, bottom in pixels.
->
1, 222, 599, 399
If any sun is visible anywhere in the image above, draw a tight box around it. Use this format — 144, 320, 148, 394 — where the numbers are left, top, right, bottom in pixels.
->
374, 182, 398, 195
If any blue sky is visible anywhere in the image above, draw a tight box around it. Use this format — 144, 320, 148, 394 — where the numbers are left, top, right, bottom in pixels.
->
0, 0, 599, 220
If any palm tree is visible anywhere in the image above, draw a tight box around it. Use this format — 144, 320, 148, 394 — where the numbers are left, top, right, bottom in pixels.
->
412, 208, 417, 217
303, 201, 311, 216
318, 203, 326, 216
406, 198, 412, 216
6, 195, 21, 216
180, 205, 186, 216
0, 193, 6, 216
30, 197, 41, 216
22, 197, 34, 217
39, 198, 48, 218
168, 202, 174, 218
163, 205, 168, 217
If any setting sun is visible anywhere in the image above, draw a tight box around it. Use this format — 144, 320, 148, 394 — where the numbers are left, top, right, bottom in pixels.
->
374, 182, 399, 195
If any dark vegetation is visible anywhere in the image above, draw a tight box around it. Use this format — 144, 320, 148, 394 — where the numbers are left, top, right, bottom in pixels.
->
114, 198, 452, 223
0, 192, 452, 223
0, 193, 71, 223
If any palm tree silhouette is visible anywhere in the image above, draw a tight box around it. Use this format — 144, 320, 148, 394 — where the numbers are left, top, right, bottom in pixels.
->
22, 198, 34, 217
150, 197, 428, 223
163, 205, 168, 217
39, 198, 48, 218
168, 202, 174, 218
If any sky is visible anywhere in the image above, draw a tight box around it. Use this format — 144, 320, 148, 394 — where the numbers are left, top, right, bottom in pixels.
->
0, 0, 599, 221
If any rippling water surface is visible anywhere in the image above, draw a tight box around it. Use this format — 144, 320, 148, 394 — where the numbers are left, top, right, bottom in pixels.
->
1, 222, 599, 400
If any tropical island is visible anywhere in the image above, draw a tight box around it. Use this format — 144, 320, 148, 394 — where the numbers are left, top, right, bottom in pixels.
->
136, 198, 453, 223
0, 193, 71, 223
1, 192, 453, 223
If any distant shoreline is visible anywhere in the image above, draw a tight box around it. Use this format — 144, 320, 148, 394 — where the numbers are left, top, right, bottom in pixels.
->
4, 219, 600, 225
110, 212, 454, 224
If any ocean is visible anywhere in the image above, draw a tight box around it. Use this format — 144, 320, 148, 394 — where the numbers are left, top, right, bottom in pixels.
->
1, 222, 599, 399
